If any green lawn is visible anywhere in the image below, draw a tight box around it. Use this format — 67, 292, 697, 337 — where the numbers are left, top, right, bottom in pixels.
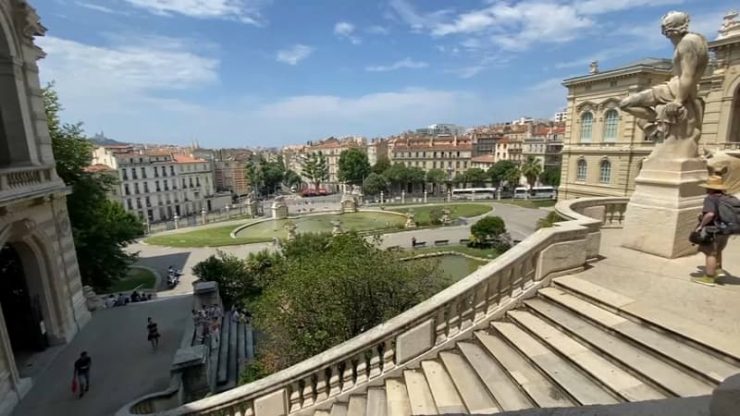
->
108, 267, 156, 292
389, 203, 492, 225
497, 199, 556, 209
144, 223, 268, 247
402, 244, 500, 260
235, 212, 406, 239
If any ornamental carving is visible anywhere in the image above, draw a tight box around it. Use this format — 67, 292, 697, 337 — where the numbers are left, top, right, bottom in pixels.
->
10, 0, 46, 41
575, 101, 597, 114
598, 98, 621, 112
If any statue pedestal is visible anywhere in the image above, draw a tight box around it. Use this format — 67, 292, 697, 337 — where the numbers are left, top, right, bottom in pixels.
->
272, 205, 288, 219
622, 158, 707, 258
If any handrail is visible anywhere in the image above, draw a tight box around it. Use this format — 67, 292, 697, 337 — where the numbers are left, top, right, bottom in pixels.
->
0, 165, 56, 191
121, 196, 630, 416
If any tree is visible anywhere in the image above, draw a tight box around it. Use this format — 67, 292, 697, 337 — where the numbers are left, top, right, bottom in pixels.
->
426, 168, 447, 194
521, 157, 543, 191
487, 160, 517, 189
44, 84, 144, 291
302, 152, 329, 191
464, 168, 488, 187
382, 163, 409, 192
192, 250, 272, 307
371, 157, 391, 174
337, 148, 370, 185
540, 166, 561, 187
362, 173, 388, 196
536, 211, 562, 230
469, 216, 512, 251
245, 159, 265, 195
453, 172, 467, 188
407, 167, 426, 186
261, 160, 285, 195
253, 232, 450, 372
282, 169, 302, 189
504, 165, 522, 189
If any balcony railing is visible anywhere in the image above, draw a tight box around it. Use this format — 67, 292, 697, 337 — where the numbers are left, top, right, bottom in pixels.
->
0, 166, 59, 200
118, 196, 629, 416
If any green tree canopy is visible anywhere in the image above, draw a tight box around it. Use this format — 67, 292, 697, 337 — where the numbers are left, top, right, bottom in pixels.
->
337, 148, 370, 185
470, 216, 506, 241
540, 166, 561, 187
282, 169, 302, 189
407, 166, 426, 184
382, 163, 409, 190
371, 157, 391, 174
426, 168, 447, 185
464, 168, 488, 187
362, 173, 388, 196
521, 157, 543, 190
44, 84, 144, 291
487, 160, 517, 188
302, 152, 329, 191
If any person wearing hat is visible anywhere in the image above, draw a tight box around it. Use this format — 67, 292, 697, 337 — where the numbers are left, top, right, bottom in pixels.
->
694, 175, 729, 286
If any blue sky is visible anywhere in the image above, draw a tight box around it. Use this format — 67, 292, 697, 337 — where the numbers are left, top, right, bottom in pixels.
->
33, 0, 734, 147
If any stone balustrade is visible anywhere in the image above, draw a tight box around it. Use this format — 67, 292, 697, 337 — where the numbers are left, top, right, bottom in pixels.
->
118, 197, 623, 416
0, 166, 58, 201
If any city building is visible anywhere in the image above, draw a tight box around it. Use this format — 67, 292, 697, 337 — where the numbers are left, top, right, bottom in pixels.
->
214, 159, 249, 197
388, 135, 473, 179
523, 123, 566, 170
470, 154, 496, 170
415, 123, 466, 136
304, 136, 366, 190
470, 130, 502, 157
92, 146, 224, 222
366, 138, 388, 167
0, 2, 91, 414
552, 108, 568, 123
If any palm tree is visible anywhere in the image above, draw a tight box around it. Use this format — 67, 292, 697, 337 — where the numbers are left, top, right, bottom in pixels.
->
520, 157, 543, 192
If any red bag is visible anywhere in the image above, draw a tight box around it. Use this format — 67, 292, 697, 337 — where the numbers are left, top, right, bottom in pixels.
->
71, 376, 78, 394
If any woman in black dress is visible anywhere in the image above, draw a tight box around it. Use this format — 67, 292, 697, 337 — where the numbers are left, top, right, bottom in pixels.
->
147, 317, 160, 350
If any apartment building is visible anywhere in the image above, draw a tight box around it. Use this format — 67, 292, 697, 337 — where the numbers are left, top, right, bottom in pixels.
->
522, 123, 566, 169
367, 138, 389, 166
388, 135, 473, 178
92, 146, 219, 221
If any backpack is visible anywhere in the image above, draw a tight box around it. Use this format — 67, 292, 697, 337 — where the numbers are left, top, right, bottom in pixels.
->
716, 195, 740, 234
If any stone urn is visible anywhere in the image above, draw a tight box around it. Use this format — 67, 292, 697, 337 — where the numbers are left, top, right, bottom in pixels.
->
284, 221, 298, 241
340, 193, 358, 213
271, 195, 289, 219
331, 220, 344, 236
404, 212, 417, 229
441, 208, 452, 226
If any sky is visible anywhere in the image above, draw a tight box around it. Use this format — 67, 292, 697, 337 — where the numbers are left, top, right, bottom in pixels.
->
31, 0, 736, 148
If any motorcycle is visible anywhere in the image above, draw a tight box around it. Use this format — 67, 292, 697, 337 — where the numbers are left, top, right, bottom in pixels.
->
167, 267, 182, 288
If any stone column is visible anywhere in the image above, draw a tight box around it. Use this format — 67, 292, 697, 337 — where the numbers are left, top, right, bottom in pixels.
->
401, 190, 405, 204
380, 191, 384, 205
423, 190, 428, 204
622, 158, 707, 258
174, 215, 180, 229
201, 208, 207, 225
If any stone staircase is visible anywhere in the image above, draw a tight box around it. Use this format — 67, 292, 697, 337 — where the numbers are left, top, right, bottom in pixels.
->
309, 275, 740, 416
210, 312, 255, 393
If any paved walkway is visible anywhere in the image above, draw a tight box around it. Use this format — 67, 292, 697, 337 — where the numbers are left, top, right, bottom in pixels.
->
130, 202, 547, 296
578, 228, 740, 356
14, 296, 191, 416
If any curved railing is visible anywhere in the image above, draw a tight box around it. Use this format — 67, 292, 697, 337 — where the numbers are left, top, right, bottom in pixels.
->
119, 197, 629, 416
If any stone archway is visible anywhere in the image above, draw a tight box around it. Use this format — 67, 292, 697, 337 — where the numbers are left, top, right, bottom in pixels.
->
729, 83, 740, 143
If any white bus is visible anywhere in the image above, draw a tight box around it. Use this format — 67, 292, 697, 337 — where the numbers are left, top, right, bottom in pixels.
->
451, 187, 497, 200
513, 186, 557, 200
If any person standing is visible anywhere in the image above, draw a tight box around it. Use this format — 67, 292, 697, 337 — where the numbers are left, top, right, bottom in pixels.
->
147, 317, 161, 350
73, 351, 91, 398
693, 175, 730, 286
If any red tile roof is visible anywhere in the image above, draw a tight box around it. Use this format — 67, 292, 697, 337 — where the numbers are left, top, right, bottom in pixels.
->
84, 164, 115, 173
471, 155, 495, 163
173, 154, 206, 164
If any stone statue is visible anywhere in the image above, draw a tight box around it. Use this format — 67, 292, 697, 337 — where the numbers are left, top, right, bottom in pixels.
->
704, 149, 740, 196
619, 11, 709, 160
718, 10, 740, 40
271, 195, 288, 219
440, 208, 452, 226
284, 221, 298, 241
340, 192, 358, 213
404, 212, 417, 229
331, 220, 343, 236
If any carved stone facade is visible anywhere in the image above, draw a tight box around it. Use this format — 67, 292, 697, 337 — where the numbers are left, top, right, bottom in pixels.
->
0, 2, 90, 415
560, 16, 740, 199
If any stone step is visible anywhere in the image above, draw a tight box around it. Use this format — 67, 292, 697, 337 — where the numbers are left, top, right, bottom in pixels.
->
491, 321, 618, 406
217, 316, 231, 386
536, 288, 739, 386
403, 369, 437, 415
507, 309, 666, 402
553, 276, 740, 362
330, 403, 348, 416
347, 395, 367, 416
439, 351, 499, 413
237, 321, 246, 380
314, 411, 330, 416
457, 341, 534, 411
420, 360, 467, 414
385, 378, 411, 416
474, 331, 574, 408
366, 388, 387, 416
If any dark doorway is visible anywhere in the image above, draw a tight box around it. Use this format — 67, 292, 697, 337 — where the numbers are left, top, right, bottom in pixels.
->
0, 244, 47, 354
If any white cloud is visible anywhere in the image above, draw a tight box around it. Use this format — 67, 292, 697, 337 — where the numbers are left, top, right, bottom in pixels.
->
76, 2, 129, 15
367, 25, 390, 35
447, 65, 486, 79
276, 44, 314, 65
366, 58, 428, 72
334, 21, 361, 44
574, 0, 684, 15
122, 0, 268, 25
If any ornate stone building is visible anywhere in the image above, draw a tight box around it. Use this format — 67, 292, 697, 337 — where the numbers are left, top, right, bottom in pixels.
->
559, 12, 740, 199
0, 1, 90, 415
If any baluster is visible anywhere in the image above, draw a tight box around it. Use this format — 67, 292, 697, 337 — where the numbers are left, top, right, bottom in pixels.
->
447, 298, 460, 337
369, 345, 382, 379
288, 381, 302, 412
487, 272, 502, 313
473, 282, 488, 322
341, 359, 355, 392
435, 306, 448, 344
618, 204, 626, 224
512, 262, 523, 296
382, 339, 394, 372
355, 353, 368, 385
233, 405, 243, 416
244, 402, 254, 416
315, 368, 329, 402
328, 364, 341, 397
302, 375, 315, 407
459, 291, 475, 330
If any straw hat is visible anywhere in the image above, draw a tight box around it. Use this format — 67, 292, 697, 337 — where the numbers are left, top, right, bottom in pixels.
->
699, 175, 728, 191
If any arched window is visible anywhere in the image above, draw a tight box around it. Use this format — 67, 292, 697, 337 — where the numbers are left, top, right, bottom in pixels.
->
603, 109, 619, 141
580, 112, 593, 142
576, 159, 587, 181
600, 160, 612, 184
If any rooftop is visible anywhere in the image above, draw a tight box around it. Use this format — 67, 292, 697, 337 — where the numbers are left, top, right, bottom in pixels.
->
563, 57, 672, 86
